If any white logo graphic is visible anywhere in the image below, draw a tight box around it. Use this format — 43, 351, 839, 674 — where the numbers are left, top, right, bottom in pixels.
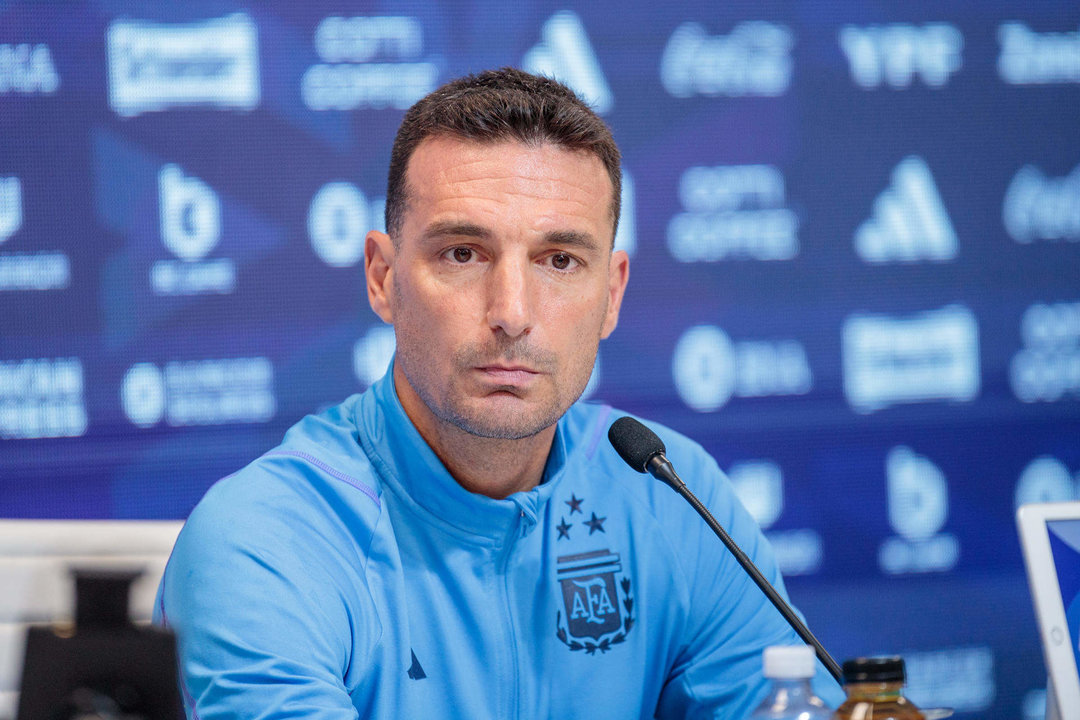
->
839, 24, 963, 89
523, 11, 613, 115
121, 362, 167, 428
1003, 164, 1080, 244
887, 446, 948, 541
668, 164, 798, 262
904, 646, 995, 713
0, 176, 22, 243
998, 23, 1080, 85
107, 13, 259, 117
302, 16, 437, 111
843, 305, 979, 413
0, 358, 86, 439
672, 325, 811, 412
353, 326, 397, 388
122, 358, 275, 428
159, 165, 221, 262
153, 165, 234, 296
1010, 301, 1080, 403
855, 156, 957, 264
673, 326, 736, 411
661, 21, 792, 98
309, 182, 387, 267
730, 461, 784, 528
613, 171, 636, 257
1015, 456, 1078, 507
0, 44, 59, 95
879, 446, 959, 574
729, 460, 822, 576
0, 177, 71, 291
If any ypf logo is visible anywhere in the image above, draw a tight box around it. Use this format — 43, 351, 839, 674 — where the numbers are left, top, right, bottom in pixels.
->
159, 165, 221, 262
838, 24, 963, 89
0, 176, 23, 244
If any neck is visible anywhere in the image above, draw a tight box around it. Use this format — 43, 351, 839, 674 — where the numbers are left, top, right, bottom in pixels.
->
392, 365, 556, 499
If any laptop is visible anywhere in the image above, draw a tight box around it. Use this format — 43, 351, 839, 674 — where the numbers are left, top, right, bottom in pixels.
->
1018, 501, 1080, 720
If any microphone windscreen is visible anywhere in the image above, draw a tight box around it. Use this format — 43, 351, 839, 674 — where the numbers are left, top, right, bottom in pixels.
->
608, 416, 666, 473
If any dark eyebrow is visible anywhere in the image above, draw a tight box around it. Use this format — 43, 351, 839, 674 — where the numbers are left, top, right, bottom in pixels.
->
419, 222, 602, 252
543, 229, 601, 252
420, 221, 492, 242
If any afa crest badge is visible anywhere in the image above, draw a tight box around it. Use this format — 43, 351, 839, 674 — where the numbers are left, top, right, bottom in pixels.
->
555, 549, 634, 654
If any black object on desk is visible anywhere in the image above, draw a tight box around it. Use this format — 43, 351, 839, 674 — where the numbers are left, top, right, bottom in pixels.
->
16, 569, 182, 720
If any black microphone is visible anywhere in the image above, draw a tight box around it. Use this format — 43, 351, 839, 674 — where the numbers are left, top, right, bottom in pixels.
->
607, 416, 843, 685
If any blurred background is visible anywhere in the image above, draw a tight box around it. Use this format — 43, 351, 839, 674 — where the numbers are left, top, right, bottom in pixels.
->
1, 1, 1079, 717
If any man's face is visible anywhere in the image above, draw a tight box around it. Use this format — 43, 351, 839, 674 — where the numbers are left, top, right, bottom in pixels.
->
366, 135, 629, 440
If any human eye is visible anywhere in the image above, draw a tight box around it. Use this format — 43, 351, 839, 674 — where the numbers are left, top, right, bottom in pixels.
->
442, 246, 479, 264
545, 252, 581, 272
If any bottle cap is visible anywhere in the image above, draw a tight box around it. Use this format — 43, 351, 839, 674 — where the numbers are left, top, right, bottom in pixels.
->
762, 645, 816, 679
841, 656, 905, 683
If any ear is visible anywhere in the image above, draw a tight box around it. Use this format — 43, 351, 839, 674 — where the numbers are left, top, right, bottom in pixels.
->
365, 230, 395, 324
600, 249, 630, 339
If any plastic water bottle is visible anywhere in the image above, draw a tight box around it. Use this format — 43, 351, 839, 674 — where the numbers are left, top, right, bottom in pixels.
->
751, 645, 833, 720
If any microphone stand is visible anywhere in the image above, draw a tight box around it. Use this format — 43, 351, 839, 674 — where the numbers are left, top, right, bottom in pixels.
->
645, 453, 844, 685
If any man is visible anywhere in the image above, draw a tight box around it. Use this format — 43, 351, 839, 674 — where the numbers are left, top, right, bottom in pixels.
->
156, 68, 841, 719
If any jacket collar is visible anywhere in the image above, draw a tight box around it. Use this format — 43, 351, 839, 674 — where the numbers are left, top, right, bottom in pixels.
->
355, 362, 569, 542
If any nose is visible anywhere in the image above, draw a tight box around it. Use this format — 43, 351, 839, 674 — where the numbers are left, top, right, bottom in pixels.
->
485, 256, 534, 338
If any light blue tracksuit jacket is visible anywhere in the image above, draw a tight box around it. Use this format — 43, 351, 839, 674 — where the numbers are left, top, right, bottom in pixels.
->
156, 369, 842, 719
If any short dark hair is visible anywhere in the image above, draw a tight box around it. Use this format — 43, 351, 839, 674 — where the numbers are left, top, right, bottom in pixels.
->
385, 67, 621, 240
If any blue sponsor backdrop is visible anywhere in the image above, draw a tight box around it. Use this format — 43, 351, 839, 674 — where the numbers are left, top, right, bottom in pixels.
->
2, 1, 1079, 717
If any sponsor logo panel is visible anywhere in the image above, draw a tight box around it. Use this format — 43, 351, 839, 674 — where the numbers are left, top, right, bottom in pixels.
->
1011, 301, 1080, 403
661, 21, 792, 98
1015, 456, 1080, 507
668, 164, 798, 263
302, 15, 438, 111
0, 176, 70, 292
1003, 164, 1080, 244
905, 646, 995, 713
0, 358, 86, 439
855, 157, 957, 264
523, 11, 613, 115
309, 182, 385, 268
107, 13, 260, 116
0, 43, 59, 95
121, 358, 275, 428
672, 325, 812, 412
152, 165, 235, 296
839, 24, 963, 89
999, 23, 1080, 85
878, 446, 959, 575
843, 305, 980, 413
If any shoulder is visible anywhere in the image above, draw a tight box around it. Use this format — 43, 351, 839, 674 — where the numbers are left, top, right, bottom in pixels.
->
562, 402, 726, 494
173, 395, 385, 581
561, 402, 775, 575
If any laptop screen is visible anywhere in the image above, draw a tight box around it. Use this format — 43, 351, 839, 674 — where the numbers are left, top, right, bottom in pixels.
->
1047, 519, 1080, 676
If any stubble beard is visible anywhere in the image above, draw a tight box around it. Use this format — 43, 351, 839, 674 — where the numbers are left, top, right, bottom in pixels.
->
400, 334, 596, 440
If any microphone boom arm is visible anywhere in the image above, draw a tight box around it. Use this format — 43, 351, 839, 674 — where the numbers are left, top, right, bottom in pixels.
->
645, 454, 844, 686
